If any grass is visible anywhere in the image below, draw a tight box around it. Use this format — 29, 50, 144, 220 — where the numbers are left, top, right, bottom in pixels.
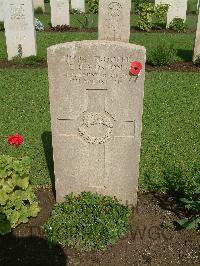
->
0, 69, 199, 189
140, 71, 200, 192
0, 31, 196, 62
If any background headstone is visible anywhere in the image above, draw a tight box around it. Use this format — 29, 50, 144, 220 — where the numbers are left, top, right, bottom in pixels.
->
50, 0, 70, 27
71, 0, 85, 13
0, 0, 4, 21
33, 0, 45, 12
48, 40, 146, 206
197, 0, 200, 13
4, 0, 36, 60
194, 7, 200, 62
98, 0, 131, 42
155, 0, 187, 26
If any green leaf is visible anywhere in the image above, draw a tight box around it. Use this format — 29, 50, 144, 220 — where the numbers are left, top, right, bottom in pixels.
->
0, 213, 11, 235
0, 189, 9, 205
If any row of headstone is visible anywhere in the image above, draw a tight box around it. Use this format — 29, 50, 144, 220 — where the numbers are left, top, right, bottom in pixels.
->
2, 0, 200, 62
0, 0, 85, 22
155, 0, 188, 27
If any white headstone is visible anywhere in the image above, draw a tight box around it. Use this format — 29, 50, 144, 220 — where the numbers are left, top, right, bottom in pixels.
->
4, 0, 37, 60
0, 0, 4, 22
194, 7, 200, 62
50, 0, 70, 27
98, 0, 131, 42
197, 0, 200, 13
71, 0, 85, 13
155, 0, 187, 26
48, 40, 146, 206
33, 0, 45, 12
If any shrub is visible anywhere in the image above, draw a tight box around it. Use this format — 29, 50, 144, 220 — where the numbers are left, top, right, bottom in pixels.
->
0, 155, 40, 235
87, 0, 98, 14
137, 2, 154, 31
76, 14, 94, 29
169, 18, 186, 33
154, 4, 169, 29
177, 193, 200, 230
148, 41, 177, 66
43, 192, 132, 251
134, 0, 151, 14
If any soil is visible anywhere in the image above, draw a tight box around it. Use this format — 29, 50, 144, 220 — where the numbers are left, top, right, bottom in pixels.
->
47, 26, 195, 34
0, 25, 194, 34
0, 187, 199, 266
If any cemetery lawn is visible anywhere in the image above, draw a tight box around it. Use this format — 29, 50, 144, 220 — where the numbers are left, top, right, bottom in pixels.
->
0, 69, 199, 190
0, 32, 196, 62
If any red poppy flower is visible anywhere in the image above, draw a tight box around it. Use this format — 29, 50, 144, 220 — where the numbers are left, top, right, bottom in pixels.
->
130, 61, 143, 76
7, 133, 24, 147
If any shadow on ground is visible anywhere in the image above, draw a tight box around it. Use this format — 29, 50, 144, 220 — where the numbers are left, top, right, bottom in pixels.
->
41, 131, 55, 198
177, 49, 193, 61
0, 234, 67, 266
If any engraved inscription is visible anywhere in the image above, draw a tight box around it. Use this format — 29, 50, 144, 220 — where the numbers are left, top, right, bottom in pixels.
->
64, 55, 134, 85
10, 4, 25, 20
78, 112, 114, 144
108, 2, 122, 17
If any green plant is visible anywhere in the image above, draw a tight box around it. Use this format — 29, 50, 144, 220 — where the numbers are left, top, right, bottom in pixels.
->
169, 18, 186, 33
70, 8, 83, 14
154, 4, 169, 29
0, 155, 40, 235
137, 2, 154, 31
177, 191, 200, 230
12, 55, 45, 67
148, 41, 177, 66
43, 192, 132, 251
34, 7, 44, 14
134, 0, 151, 14
87, 0, 98, 14
76, 14, 94, 29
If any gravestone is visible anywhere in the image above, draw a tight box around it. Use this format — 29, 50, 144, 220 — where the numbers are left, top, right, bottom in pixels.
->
197, 0, 200, 14
4, 0, 36, 60
155, 0, 187, 26
0, 0, 4, 21
48, 40, 146, 206
98, 0, 131, 42
71, 0, 85, 13
33, 0, 45, 12
50, 0, 70, 27
194, 7, 200, 62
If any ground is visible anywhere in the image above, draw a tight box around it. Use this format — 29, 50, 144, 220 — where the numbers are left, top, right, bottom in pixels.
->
0, 188, 199, 265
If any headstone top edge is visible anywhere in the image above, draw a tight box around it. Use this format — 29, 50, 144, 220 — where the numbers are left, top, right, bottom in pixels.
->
47, 40, 146, 55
